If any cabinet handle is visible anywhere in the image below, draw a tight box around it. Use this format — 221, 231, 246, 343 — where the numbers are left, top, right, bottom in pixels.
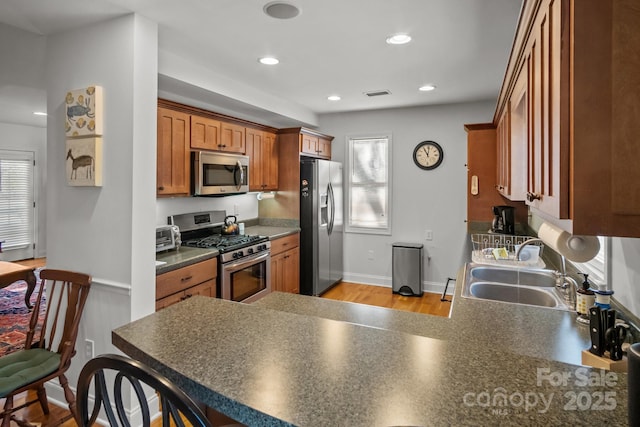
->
526, 192, 541, 202
158, 186, 164, 191
181, 275, 193, 282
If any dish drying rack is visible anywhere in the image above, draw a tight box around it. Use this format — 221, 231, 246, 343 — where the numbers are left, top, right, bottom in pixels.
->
470, 233, 546, 268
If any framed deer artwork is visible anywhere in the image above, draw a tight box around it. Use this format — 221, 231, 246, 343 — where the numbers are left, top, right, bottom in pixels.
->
65, 85, 104, 186
65, 138, 102, 187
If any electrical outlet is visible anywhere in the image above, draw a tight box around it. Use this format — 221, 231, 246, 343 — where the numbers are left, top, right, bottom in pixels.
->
367, 250, 374, 260
233, 204, 239, 215
85, 339, 95, 359
425, 230, 433, 241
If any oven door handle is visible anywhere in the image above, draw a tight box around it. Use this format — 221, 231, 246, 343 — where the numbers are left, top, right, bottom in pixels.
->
222, 250, 270, 271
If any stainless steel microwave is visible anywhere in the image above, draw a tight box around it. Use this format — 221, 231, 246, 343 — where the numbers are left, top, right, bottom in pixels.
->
192, 151, 249, 196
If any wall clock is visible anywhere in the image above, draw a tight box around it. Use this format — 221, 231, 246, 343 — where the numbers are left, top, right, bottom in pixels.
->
413, 140, 444, 170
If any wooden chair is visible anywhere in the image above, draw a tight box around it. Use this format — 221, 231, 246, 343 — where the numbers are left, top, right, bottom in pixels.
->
0, 268, 91, 427
76, 354, 212, 427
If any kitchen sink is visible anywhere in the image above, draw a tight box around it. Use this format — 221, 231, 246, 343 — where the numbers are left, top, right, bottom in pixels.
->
466, 282, 561, 308
468, 265, 557, 287
461, 264, 571, 310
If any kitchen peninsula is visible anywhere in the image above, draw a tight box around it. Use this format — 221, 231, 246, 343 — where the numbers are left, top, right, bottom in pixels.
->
113, 283, 629, 426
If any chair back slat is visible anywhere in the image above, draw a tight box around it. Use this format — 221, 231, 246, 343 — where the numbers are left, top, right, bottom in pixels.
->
28, 269, 92, 364
77, 354, 213, 427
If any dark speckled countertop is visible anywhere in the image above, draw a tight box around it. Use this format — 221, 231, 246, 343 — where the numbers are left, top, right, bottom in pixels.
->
113, 274, 629, 426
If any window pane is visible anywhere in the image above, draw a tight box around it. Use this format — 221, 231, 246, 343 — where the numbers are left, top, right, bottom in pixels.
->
351, 139, 387, 183
0, 152, 34, 252
350, 185, 387, 228
346, 136, 391, 234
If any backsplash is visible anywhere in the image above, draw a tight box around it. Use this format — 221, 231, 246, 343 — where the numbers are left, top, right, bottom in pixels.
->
156, 193, 259, 225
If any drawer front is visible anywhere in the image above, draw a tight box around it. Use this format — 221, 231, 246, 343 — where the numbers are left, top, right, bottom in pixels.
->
156, 258, 217, 299
270, 233, 300, 255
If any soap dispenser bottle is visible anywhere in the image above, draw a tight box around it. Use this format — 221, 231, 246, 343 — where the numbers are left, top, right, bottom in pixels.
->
576, 272, 595, 324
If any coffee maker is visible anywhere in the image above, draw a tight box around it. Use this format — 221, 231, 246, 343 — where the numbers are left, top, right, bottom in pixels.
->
491, 205, 515, 234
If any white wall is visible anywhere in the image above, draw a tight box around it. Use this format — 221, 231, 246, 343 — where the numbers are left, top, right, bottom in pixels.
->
0, 122, 47, 259
319, 100, 494, 292
611, 238, 640, 318
45, 13, 157, 405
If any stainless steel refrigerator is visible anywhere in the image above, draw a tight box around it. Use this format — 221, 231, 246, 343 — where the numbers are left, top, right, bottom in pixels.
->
300, 158, 343, 296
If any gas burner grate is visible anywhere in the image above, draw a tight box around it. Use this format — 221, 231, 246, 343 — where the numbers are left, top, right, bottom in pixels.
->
182, 234, 267, 251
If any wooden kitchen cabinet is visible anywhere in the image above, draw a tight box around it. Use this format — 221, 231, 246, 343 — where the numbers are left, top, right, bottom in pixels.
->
492, 0, 640, 237
157, 107, 190, 196
524, 0, 569, 219
246, 128, 278, 191
496, 62, 528, 202
270, 233, 300, 294
495, 107, 510, 197
156, 258, 217, 311
220, 122, 246, 154
300, 131, 332, 159
190, 115, 221, 151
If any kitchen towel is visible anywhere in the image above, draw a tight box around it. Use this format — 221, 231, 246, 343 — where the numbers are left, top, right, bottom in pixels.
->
538, 222, 600, 262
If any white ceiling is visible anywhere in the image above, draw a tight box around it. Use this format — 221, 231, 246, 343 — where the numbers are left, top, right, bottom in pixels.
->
0, 0, 522, 128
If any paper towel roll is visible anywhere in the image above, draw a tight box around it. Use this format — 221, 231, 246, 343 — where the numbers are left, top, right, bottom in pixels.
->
538, 222, 600, 262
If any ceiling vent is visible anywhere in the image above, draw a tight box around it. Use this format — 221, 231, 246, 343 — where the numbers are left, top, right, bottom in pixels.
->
364, 90, 391, 97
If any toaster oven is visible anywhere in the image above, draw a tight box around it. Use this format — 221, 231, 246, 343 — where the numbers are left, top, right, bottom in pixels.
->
156, 225, 180, 252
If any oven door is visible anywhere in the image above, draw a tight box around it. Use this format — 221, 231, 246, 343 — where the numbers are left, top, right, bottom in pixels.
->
220, 251, 271, 303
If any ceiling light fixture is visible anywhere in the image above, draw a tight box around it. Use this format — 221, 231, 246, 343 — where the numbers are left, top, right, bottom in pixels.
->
264, 2, 300, 19
33, 111, 47, 116
259, 57, 279, 65
386, 34, 412, 45
419, 84, 437, 92
327, 95, 341, 101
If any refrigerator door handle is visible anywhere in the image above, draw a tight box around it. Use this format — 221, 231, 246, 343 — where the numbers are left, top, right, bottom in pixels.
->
328, 182, 335, 235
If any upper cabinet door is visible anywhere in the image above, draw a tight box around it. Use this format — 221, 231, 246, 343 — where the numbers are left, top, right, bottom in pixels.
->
525, 0, 569, 219
157, 107, 190, 196
190, 115, 221, 151
246, 129, 278, 191
220, 122, 246, 154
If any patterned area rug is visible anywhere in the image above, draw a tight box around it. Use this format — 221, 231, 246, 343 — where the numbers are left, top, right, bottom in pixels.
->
0, 269, 45, 357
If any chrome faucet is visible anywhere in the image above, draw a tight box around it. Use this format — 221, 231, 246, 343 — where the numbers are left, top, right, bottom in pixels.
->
515, 238, 543, 261
516, 238, 577, 310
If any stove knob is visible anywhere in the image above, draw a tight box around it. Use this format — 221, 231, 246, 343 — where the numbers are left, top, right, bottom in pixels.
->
247, 248, 254, 254
232, 252, 239, 259
238, 250, 244, 257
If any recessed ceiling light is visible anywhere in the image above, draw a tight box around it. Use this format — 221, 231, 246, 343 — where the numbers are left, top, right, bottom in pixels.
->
327, 95, 341, 101
419, 84, 437, 92
259, 57, 279, 65
33, 111, 47, 116
264, 1, 300, 19
386, 34, 412, 45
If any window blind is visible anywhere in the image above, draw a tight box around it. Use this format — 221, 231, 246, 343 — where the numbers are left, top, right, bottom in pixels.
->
0, 150, 34, 252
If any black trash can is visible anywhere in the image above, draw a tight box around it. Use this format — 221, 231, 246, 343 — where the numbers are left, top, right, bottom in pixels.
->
392, 242, 423, 297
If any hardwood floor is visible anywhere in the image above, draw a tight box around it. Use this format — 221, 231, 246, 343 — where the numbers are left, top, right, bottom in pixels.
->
3, 273, 450, 426
322, 281, 452, 317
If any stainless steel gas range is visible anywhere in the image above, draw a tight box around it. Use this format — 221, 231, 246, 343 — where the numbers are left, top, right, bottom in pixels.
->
170, 211, 271, 303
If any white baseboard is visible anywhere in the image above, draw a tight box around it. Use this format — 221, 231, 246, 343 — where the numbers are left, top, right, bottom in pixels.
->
342, 272, 456, 295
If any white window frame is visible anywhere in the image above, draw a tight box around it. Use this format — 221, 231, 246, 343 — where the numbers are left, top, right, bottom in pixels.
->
571, 236, 610, 288
0, 149, 35, 261
345, 133, 392, 235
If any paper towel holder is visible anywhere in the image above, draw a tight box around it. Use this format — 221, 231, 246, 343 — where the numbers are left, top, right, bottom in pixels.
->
537, 222, 600, 263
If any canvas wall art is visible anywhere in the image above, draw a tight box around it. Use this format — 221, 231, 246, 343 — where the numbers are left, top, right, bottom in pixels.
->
65, 85, 103, 137
66, 138, 103, 187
